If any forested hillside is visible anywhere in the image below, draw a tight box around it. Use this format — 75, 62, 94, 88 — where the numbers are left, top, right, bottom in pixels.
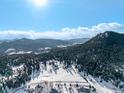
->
0, 31, 124, 93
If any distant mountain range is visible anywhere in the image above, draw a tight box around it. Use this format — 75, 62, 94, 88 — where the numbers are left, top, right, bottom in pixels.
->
0, 38, 89, 54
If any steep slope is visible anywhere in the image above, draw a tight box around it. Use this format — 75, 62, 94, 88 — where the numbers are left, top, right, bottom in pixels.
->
46, 31, 124, 89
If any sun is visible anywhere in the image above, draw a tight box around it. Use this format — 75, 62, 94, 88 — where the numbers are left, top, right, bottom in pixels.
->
29, 0, 47, 8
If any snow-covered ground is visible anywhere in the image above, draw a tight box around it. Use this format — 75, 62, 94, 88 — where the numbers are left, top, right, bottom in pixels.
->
11, 64, 24, 77
6, 60, 122, 93
13, 61, 91, 93
27, 63, 89, 92
84, 74, 120, 93
8, 51, 32, 55
57, 45, 67, 48
28, 64, 87, 85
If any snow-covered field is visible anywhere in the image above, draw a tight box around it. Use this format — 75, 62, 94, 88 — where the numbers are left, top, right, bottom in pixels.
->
26, 62, 89, 93
28, 63, 88, 86
6, 60, 122, 93
13, 61, 91, 93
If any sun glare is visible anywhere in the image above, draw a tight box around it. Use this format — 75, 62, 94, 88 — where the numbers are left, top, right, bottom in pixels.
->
29, 0, 47, 8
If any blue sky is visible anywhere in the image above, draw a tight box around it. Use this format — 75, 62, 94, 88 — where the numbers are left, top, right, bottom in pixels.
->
0, 0, 124, 39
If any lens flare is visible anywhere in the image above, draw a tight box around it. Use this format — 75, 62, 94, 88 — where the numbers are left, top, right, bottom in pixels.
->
30, 0, 47, 8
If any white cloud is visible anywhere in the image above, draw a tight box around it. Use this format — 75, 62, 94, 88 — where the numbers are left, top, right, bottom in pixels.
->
0, 22, 123, 40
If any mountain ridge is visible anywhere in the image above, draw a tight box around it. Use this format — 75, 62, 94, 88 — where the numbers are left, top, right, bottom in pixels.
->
0, 38, 89, 54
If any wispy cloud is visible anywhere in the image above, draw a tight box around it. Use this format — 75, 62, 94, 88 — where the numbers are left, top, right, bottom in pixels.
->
0, 22, 123, 40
